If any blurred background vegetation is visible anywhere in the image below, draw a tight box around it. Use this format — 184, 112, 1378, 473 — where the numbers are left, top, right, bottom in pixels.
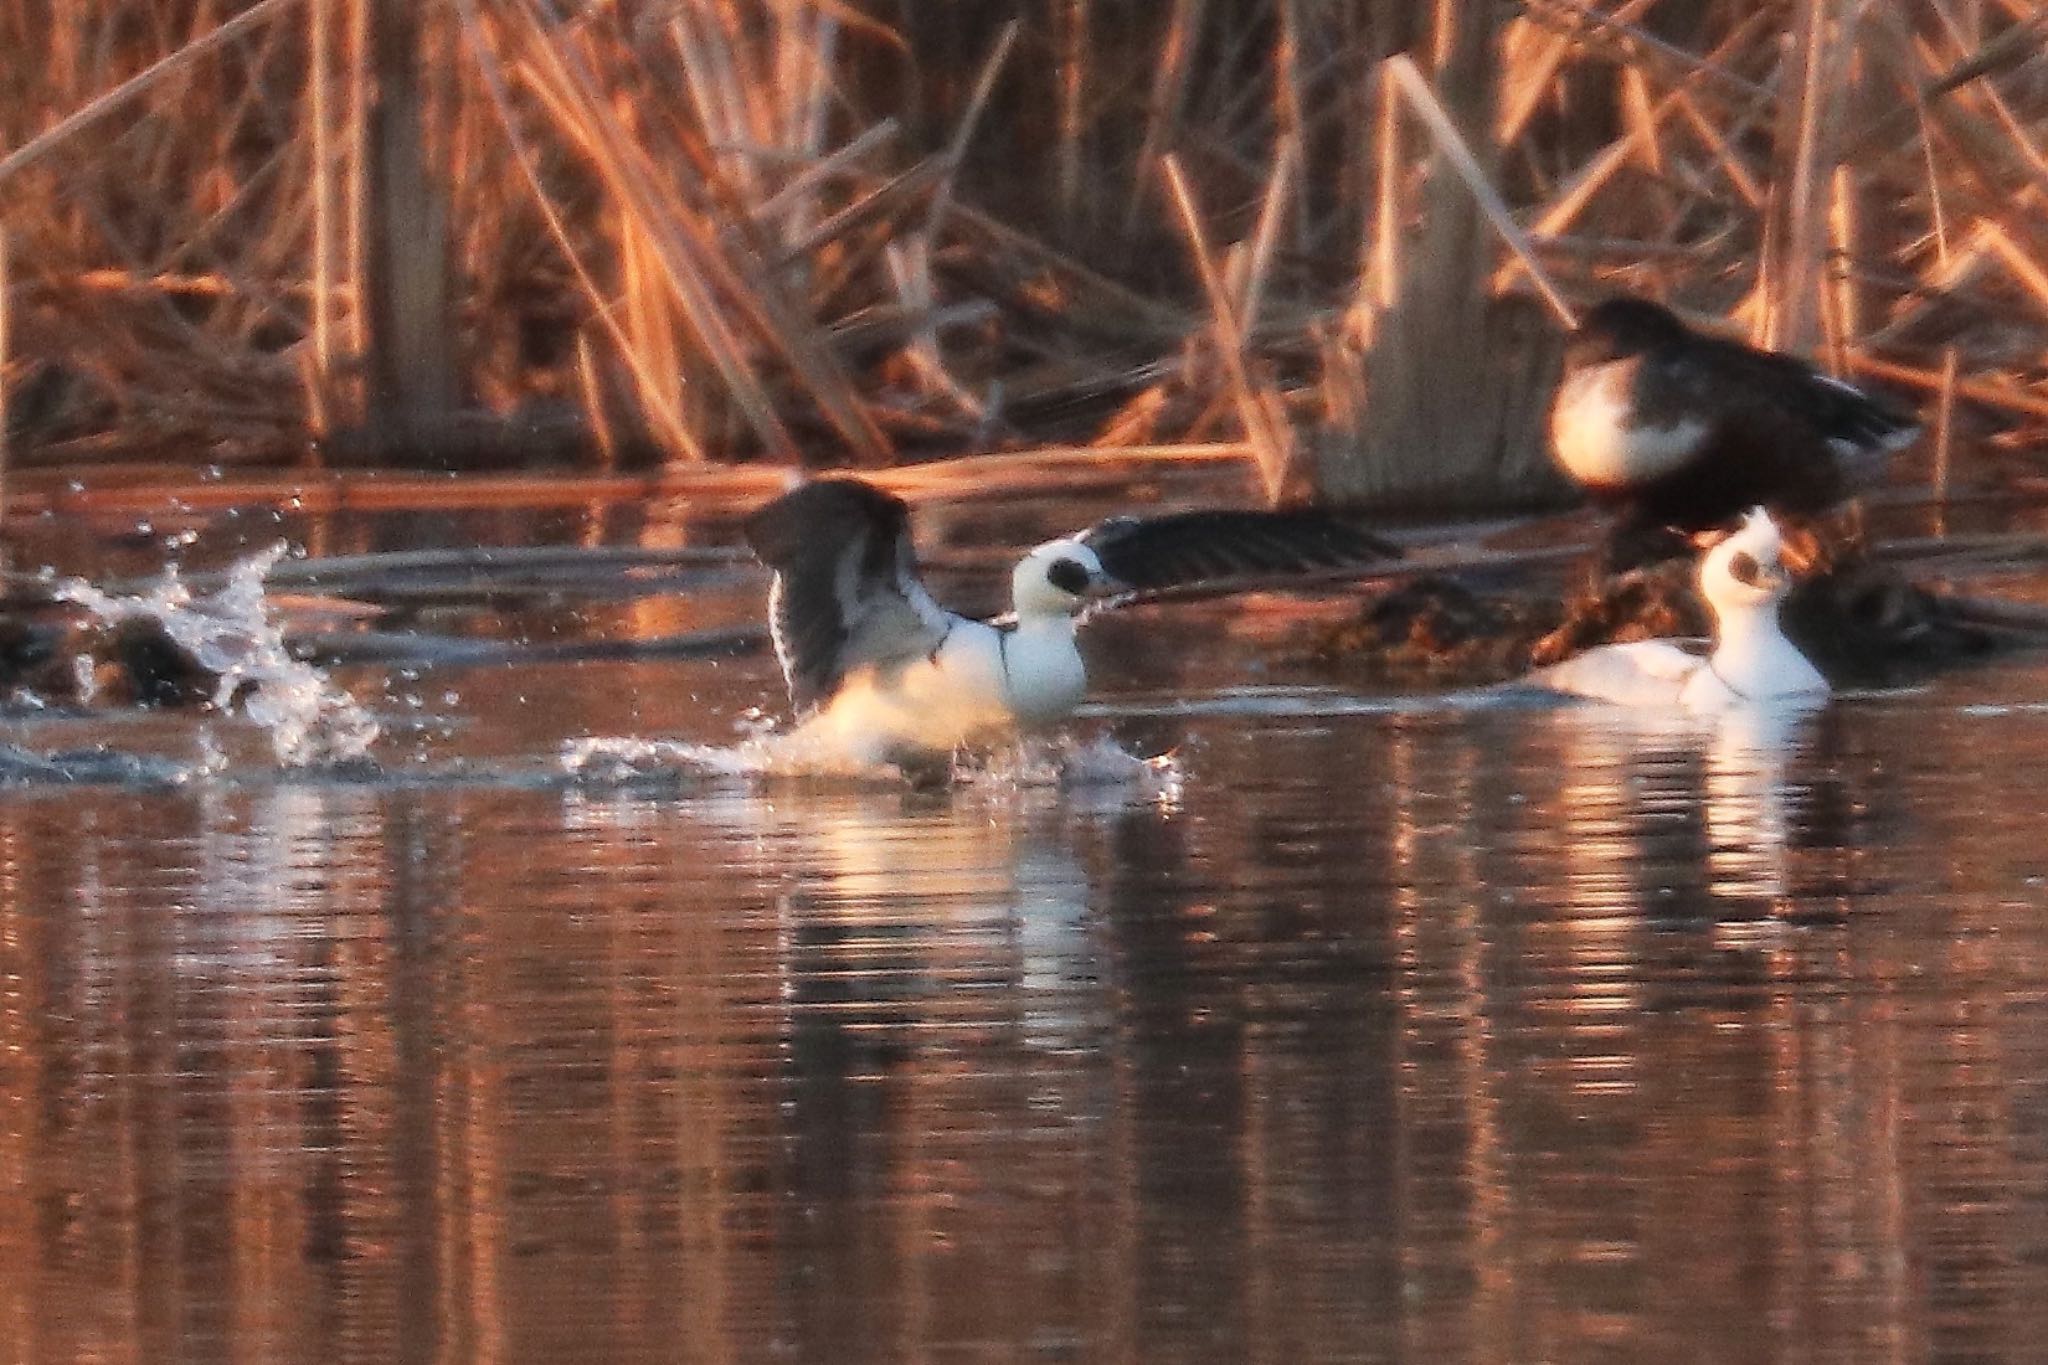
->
0, 0, 2043, 510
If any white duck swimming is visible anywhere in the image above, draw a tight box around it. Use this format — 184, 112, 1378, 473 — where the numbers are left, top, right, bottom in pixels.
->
1532, 507, 1827, 712
742, 476, 1396, 769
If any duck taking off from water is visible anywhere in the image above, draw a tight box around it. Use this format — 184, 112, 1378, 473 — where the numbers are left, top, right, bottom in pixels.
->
1551, 297, 1919, 561
1532, 507, 1827, 712
742, 477, 1397, 769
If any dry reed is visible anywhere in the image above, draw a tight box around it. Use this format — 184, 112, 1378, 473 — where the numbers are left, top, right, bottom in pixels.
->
1, 225, 10, 550
0, 1, 2041, 510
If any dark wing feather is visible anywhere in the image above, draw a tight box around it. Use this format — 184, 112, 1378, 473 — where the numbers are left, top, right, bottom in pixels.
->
742, 478, 953, 713
1653, 334, 1918, 452
1803, 369, 1920, 459
1078, 509, 1399, 592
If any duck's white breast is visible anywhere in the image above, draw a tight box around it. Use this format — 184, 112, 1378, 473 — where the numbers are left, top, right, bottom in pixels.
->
1693, 623, 1828, 706
999, 624, 1089, 723
800, 621, 1017, 763
1552, 360, 1707, 488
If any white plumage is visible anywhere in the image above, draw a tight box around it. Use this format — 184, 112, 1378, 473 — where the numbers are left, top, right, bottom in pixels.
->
1551, 359, 1709, 489
742, 478, 1396, 770
1534, 507, 1827, 712
781, 547, 1099, 767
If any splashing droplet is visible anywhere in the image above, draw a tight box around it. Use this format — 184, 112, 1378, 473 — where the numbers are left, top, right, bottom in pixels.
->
55, 545, 380, 766
561, 728, 1183, 796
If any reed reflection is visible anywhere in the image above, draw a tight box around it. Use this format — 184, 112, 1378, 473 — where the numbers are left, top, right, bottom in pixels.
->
0, 785, 402, 1365
579, 779, 1149, 1361
0, 685, 2045, 1361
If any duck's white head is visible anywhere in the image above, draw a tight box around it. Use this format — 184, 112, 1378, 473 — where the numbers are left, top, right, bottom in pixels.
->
1012, 538, 1114, 619
1697, 508, 1795, 619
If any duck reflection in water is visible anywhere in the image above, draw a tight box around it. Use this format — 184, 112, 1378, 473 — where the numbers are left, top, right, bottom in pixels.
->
1701, 702, 1823, 906
1549, 697, 1827, 920
681, 779, 1130, 1055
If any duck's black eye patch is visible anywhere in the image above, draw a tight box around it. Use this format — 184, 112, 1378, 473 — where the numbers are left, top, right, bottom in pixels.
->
1047, 557, 1093, 594
1729, 551, 1762, 586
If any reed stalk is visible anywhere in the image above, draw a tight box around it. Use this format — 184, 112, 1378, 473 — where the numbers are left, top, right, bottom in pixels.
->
1386, 55, 1575, 330
1761, 0, 1843, 352
1162, 155, 1293, 503
1935, 344, 1960, 507
0, 224, 9, 555
344, 0, 369, 365
0, 0, 2040, 499
308, 0, 336, 432
1055, 0, 1088, 226
0, 0, 306, 188
455, 1, 704, 459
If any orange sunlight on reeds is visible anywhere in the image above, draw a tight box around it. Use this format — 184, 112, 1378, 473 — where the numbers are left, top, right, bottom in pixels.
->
0, 1, 2042, 507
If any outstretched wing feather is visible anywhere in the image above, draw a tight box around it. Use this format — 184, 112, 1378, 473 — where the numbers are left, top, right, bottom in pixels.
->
1079, 509, 1398, 591
743, 479, 953, 713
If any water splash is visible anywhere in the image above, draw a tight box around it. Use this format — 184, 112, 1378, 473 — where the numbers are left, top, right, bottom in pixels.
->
56, 545, 381, 766
561, 735, 729, 784
561, 729, 894, 784
957, 733, 1184, 798
562, 722, 1183, 798
0, 742, 209, 788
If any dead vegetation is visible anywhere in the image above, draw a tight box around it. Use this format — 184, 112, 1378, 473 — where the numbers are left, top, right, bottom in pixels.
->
1310, 544, 2006, 688
0, 1, 2044, 508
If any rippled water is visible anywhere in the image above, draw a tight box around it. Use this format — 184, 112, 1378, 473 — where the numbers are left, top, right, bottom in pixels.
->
7, 506, 2048, 1361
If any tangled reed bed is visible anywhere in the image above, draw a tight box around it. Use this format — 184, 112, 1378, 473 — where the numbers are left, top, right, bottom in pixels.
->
1309, 542, 2008, 689
0, 1, 2043, 509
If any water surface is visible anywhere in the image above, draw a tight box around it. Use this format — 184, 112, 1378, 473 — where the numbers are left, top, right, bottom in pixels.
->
5, 504, 2048, 1362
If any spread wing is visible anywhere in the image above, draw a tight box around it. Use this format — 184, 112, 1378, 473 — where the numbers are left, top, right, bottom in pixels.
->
742, 479, 956, 714
1076, 508, 1399, 594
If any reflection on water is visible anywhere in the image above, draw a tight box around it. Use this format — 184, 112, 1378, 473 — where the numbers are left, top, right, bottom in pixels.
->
7, 649, 2048, 1362
1551, 700, 1828, 913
